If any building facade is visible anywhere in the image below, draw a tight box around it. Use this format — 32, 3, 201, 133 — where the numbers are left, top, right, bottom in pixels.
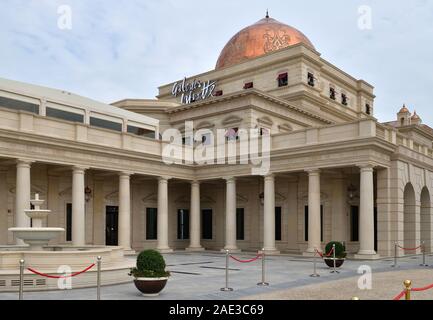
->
0, 15, 432, 259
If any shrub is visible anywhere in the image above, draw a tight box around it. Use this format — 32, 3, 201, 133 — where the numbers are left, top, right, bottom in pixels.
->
325, 241, 347, 259
129, 250, 170, 278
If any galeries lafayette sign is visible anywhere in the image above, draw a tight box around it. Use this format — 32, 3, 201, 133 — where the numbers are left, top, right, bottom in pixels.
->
172, 78, 217, 104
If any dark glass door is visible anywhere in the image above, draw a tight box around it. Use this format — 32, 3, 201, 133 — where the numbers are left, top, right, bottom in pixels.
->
106, 206, 119, 246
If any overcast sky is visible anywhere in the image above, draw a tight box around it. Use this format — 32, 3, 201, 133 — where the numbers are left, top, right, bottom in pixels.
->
1, 0, 432, 124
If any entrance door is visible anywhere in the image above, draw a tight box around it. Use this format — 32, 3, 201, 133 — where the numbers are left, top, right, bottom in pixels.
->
106, 206, 119, 246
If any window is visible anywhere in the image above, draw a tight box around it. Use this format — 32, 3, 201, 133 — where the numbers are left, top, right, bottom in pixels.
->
146, 208, 158, 240
307, 73, 315, 87
341, 93, 348, 106
90, 117, 122, 132
202, 209, 213, 240
236, 208, 245, 240
0, 96, 39, 114
214, 90, 223, 97
66, 203, 72, 242
244, 82, 254, 90
275, 207, 282, 241
350, 206, 359, 242
225, 128, 239, 141
127, 125, 155, 139
46, 107, 84, 123
200, 132, 212, 146
400, 118, 405, 126
329, 87, 336, 100
304, 206, 324, 242
366, 104, 371, 115
278, 73, 288, 87
177, 209, 190, 240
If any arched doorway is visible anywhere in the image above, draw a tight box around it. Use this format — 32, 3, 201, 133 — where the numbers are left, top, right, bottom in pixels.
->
404, 183, 417, 254
421, 187, 432, 253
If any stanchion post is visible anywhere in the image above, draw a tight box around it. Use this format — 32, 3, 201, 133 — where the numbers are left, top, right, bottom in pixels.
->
392, 242, 398, 268
19, 259, 24, 301
404, 280, 412, 301
97, 256, 102, 300
257, 248, 269, 286
420, 241, 428, 267
310, 248, 320, 278
220, 249, 233, 292
331, 244, 339, 274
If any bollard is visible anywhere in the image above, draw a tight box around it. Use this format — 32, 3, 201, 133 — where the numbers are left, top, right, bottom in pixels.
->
97, 256, 102, 300
220, 250, 233, 292
257, 248, 269, 286
392, 242, 398, 268
19, 259, 25, 301
310, 249, 320, 278
420, 242, 428, 267
331, 244, 339, 274
404, 280, 412, 301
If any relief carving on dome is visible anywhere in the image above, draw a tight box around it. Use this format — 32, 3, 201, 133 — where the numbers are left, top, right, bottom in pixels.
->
263, 28, 291, 53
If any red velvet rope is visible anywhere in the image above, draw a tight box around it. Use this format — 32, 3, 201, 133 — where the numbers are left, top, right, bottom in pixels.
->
315, 247, 334, 258
393, 291, 406, 301
27, 264, 95, 279
397, 245, 422, 251
412, 283, 433, 292
229, 254, 262, 264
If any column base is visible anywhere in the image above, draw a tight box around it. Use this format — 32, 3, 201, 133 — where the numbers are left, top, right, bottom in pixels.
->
353, 253, 381, 260
186, 247, 205, 252
260, 249, 280, 256
157, 248, 174, 254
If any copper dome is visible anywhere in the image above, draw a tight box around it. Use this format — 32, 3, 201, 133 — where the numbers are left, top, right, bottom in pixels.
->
216, 15, 315, 69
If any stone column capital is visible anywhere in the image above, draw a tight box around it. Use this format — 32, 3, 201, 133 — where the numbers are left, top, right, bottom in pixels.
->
158, 176, 172, 183
16, 159, 34, 167
224, 176, 236, 183
191, 180, 201, 186
264, 174, 275, 182
358, 164, 375, 172
72, 166, 88, 173
306, 168, 321, 175
119, 171, 134, 178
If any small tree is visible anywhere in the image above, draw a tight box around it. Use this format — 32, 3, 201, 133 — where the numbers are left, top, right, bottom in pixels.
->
129, 250, 170, 278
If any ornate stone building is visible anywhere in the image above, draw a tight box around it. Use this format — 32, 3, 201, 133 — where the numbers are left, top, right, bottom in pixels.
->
0, 15, 432, 259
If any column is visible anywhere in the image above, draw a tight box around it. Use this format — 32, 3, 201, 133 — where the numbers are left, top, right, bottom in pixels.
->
224, 177, 238, 251
15, 160, 32, 245
157, 177, 172, 253
306, 169, 321, 254
188, 181, 204, 251
0, 168, 8, 245
118, 172, 132, 250
263, 175, 278, 253
72, 167, 86, 247
356, 165, 379, 258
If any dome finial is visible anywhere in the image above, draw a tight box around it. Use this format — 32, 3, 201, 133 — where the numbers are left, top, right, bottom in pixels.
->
266, 9, 269, 19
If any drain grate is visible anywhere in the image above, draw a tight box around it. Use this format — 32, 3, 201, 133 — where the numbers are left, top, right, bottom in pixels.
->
170, 271, 201, 276
36, 279, 46, 286
0, 280, 5, 287
179, 261, 214, 266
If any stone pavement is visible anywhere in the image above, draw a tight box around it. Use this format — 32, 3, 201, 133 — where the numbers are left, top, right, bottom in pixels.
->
0, 251, 432, 300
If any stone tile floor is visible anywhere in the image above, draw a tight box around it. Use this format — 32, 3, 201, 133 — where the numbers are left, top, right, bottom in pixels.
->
0, 251, 432, 300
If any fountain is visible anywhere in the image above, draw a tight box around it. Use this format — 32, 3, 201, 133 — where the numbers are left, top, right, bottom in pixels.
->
9, 194, 65, 251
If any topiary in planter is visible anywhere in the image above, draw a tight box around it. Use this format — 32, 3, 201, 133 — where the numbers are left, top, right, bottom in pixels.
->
324, 241, 347, 268
130, 250, 170, 278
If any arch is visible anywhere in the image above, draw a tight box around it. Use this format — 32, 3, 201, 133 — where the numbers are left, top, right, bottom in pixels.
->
421, 187, 432, 252
403, 183, 418, 253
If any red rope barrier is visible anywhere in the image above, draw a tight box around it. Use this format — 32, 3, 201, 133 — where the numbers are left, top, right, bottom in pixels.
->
397, 245, 422, 251
393, 291, 405, 301
412, 283, 433, 292
229, 254, 262, 264
315, 247, 334, 258
27, 264, 95, 279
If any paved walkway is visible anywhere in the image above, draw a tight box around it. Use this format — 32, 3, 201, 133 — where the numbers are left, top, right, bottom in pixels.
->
0, 251, 432, 300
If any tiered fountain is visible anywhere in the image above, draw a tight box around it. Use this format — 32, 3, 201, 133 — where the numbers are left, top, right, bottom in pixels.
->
9, 194, 64, 251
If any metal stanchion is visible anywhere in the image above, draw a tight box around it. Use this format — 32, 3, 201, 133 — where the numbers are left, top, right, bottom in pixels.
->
331, 244, 339, 274
19, 259, 24, 301
257, 248, 269, 286
392, 242, 398, 268
310, 249, 320, 278
420, 242, 428, 267
220, 250, 233, 292
97, 256, 102, 300
404, 280, 412, 301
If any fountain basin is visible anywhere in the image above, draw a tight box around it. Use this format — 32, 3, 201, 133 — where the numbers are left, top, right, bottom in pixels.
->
8, 228, 64, 251
24, 210, 52, 220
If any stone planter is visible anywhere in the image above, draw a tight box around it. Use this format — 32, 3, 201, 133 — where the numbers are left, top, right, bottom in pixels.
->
324, 258, 345, 268
133, 277, 169, 297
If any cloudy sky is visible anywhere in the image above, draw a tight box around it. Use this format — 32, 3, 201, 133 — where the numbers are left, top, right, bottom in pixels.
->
0, 0, 432, 124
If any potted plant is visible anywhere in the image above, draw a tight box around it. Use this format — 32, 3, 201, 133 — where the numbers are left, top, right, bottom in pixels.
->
129, 250, 170, 297
323, 241, 347, 268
